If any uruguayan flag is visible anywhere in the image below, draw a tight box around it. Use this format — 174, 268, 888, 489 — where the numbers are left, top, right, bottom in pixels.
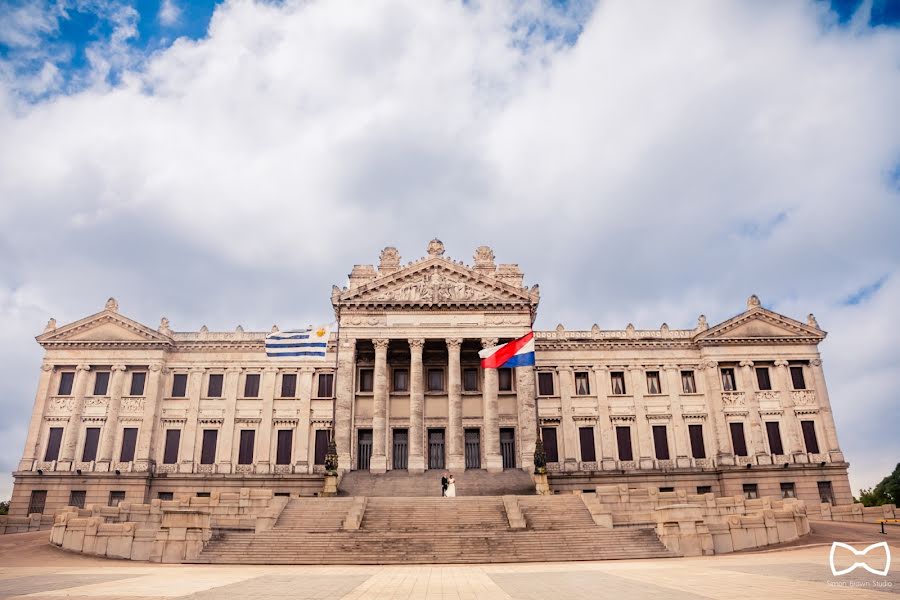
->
266, 325, 331, 359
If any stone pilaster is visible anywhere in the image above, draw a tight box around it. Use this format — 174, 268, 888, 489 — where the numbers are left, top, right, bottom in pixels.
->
774, 360, 802, 458
592, 366, 616, 470
809, 358, 843, 461
556, 366, 578, 471
97, 365, 127, 467
664, 365, 691, 468
446, 338, 464, 471
181, 368, 204, 473
295, 367, 314, 472
18, 363, 54, 471
739, 360, 766, 461
515, 363, 536, 473
408, 339, 426, 473
256, 367, 278, 473
59, 364, 91, 470
629, 366, 654, 469
481, 338, 502, 473
217, 367, 241, 473
134, 363, 164, 471
334, 337, 356, 471
701, 360, 732, 465
370, 338, 390, 473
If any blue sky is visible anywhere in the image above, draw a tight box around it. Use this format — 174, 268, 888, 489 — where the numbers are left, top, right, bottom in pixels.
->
0, 0, 898, 501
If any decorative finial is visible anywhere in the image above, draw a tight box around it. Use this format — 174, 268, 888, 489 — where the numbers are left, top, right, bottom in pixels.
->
556, 323, 565, 333
105, 297, 119, 312
199, 325, 208, 333
625, 323, 636, 338
747, 294, 761, 309
235, 325, 244, 333
43, 318, 57, 333
378, 246, 401, 272
591, 324, 600, 336
697, 315, 708, 331
426, 238, 445, 257
159, 317, 171, 335
271, 324, 279, 333
660, 323, 670, 335
807, 313, 819, 328
473, 245, 495, 271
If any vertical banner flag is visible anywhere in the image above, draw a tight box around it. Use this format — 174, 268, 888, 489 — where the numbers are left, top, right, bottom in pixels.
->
266, 324, 332, 359
479, 332, 535, 368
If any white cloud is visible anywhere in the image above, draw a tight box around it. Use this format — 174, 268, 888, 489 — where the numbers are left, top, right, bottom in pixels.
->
0, 0, 898, 499
158, 0, 180, 27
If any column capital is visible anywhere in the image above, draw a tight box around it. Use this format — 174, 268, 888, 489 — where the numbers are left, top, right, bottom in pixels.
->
41, 363, 54, 372
263, 366, 278, 373
739, 360, 754, 368
299, 366, 316, 374
810, 358, 822, 367
555, 365, 573, 373
445, 338, 462, 349
190, 366, 206, 374
774, 359, 789, 368
408, 338, 425, 350
701, 360, 718, 370
480, 338, 498, 348
372, 339, 390, 350
111, 364, 127, 372
662, 364, 679, 372
627, 365, 643, 372
591, 365, 608, 373
76, 364, 91, 372
226, 366, 243, 373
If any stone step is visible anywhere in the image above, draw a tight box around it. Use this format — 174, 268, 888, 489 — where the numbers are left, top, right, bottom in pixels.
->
338, 469, 535, 497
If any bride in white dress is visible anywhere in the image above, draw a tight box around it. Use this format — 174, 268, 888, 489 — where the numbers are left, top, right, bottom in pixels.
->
446, 475, 457, 497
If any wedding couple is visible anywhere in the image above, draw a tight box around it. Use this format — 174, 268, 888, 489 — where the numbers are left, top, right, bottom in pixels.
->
440, 472, 456, 497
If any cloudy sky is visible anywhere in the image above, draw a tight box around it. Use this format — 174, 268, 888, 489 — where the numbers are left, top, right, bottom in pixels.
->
0, 0, 898, 501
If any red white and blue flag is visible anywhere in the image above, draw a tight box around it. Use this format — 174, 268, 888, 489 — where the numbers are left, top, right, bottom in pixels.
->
479, 332, 535, 369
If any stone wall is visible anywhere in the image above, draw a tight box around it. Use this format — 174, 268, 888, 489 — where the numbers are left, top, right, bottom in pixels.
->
49, 488, 287, 562
0, 513, 55, 534
819, 502, 897, 523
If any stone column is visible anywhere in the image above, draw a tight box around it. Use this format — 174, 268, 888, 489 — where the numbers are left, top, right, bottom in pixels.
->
370, 339, 389, 473
334, 338, 356, 471
295, 367, 314, 473
217, 367, 241, 473
515, 363, 536, 473
809, 358, 843, 461
446, 338, 465, 471
481, 338, 502, 473
701, 360, 732, 465
739, 360, 766, 462
664, 365, 691, 468
556, 366, 579, 471
135, 363, 164, 471
257, 367, 277, 473
19, 363, 55, 471
629, 366, 654, 469
97, 365, 127, 468
774, 360, 803, 458
408, 339, 426, 473
181, 368, 204, 473
592, 366, 616, 470
59, 364, 91, 470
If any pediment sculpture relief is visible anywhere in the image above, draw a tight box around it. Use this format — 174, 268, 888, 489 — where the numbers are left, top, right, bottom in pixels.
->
372, 270, 501, 303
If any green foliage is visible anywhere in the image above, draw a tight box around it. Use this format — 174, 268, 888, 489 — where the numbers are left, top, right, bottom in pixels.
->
857, 463, 900, 507
0, 500, 8, 515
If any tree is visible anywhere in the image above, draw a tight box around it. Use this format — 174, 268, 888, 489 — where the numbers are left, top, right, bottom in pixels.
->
857, 463, 900, 507
0, 501, 8, 515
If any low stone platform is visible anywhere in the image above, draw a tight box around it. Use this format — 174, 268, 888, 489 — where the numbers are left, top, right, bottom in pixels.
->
337, 469, 536, 497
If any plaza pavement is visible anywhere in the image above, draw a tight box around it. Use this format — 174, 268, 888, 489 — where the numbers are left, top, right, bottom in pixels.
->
0, 522, 897, 599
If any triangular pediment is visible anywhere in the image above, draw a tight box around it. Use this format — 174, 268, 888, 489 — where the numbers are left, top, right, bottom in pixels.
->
696, 307, 825, 345
335, 257, 538, 308
37, 310, 173, 346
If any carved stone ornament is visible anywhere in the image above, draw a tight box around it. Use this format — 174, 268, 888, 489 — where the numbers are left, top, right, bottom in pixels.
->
372, 339, 390, 350
807, 313, 819, 328
474, 246, 495, 268
426, 238, 445, 257
159, 317, 172, 335
697, 315, 708, 331
235, 325, 244, 333
372, 269, 498, 303
445, 338, 462, 349
378, 247, 401, 272
44, 318, 57, 333
810, 358, 822, 367
105, 297, 119, 312
408, 338, 425, 349
271, 324, 279, 333
747, 294, 761, 309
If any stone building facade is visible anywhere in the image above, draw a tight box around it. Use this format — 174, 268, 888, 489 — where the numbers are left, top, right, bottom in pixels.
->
9, 240, 852, 517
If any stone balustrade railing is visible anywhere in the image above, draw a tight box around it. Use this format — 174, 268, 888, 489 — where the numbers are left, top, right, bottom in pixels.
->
48, 488, 288, 562
0, 513, 55, 535
819, 502, 897, 524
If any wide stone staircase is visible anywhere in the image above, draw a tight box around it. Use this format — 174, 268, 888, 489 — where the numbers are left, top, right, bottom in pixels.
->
195, 493, 675, 564
337, 469, 535, 497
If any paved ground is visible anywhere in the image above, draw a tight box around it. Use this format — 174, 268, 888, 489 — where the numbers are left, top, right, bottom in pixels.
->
0, 522, 897, 599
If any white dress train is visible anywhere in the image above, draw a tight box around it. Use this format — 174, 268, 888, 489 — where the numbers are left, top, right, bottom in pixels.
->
446, 479, 457, 497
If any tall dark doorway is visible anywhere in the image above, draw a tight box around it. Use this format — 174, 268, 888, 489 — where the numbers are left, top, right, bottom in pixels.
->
357, 429, 373, 470
428, 428, 445, 470
464, 428, 481, 469
500, 428, 516, 469
393, 429, 408, 470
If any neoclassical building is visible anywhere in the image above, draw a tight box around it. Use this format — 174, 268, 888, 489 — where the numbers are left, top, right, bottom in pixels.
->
10, 240, 851, 517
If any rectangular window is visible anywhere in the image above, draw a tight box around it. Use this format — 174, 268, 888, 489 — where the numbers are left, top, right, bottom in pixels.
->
730, 422, 748, 456
58, 371, 75, 396
393, 368, 409, 392
427, 368, 445, 392
119, 427, 138, 462
610, 372, 626, 395
238, 429, 255, 465
765, 421, 784, 455
689, 424, 706, 459
317, 373, 334, 398
69, 490, 86, 509
44, 427, 64, 461
742, 484, 759, 500
163, 429, 181, 464
28, 490, 47, 515
129, 372, 146, 395
171, 373, 188, 397
801, 420, 820, 454
818, 481, 834, 504
196, 492, 211, 498
537, 372, 554, 395
652, 425, 670, 460
578, 427, 596, 462
659, 487, 674, 493
93, 371, 110, 396
721, 368, 736, 391
646, 371, 661, 395
276, 429, 292, 465
200, 430, 218, 464
158, 492, 174, 501
756, 367, 772, 391
575, 372, 590, 395
280, 373, 296, 397
780, 482, 796, 499
790, 365, 806, 390
314, 430, 330, 465
81, 427, 101, 462
681, 371, 697, 394
463, 368, 479, 392
697, 485, 712, 495
498, 368, 513, 392
616, 426, 633, 461
208, 373, 224, 398
109, 491, 126, 507
358, 369, 374, 392
243, 373, 260, 398
541, 427, 559, 462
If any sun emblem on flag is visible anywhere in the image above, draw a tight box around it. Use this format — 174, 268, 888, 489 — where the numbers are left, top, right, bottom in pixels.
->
315, 328, 326, 338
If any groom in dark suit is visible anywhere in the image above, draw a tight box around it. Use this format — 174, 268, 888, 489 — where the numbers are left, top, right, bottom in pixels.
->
441, 472, 449, 496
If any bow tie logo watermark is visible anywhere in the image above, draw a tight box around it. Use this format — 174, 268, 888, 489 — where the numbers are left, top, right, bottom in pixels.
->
829, 542, 892, 577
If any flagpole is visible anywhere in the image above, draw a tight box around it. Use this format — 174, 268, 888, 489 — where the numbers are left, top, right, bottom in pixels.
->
325, 304, 341, 475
